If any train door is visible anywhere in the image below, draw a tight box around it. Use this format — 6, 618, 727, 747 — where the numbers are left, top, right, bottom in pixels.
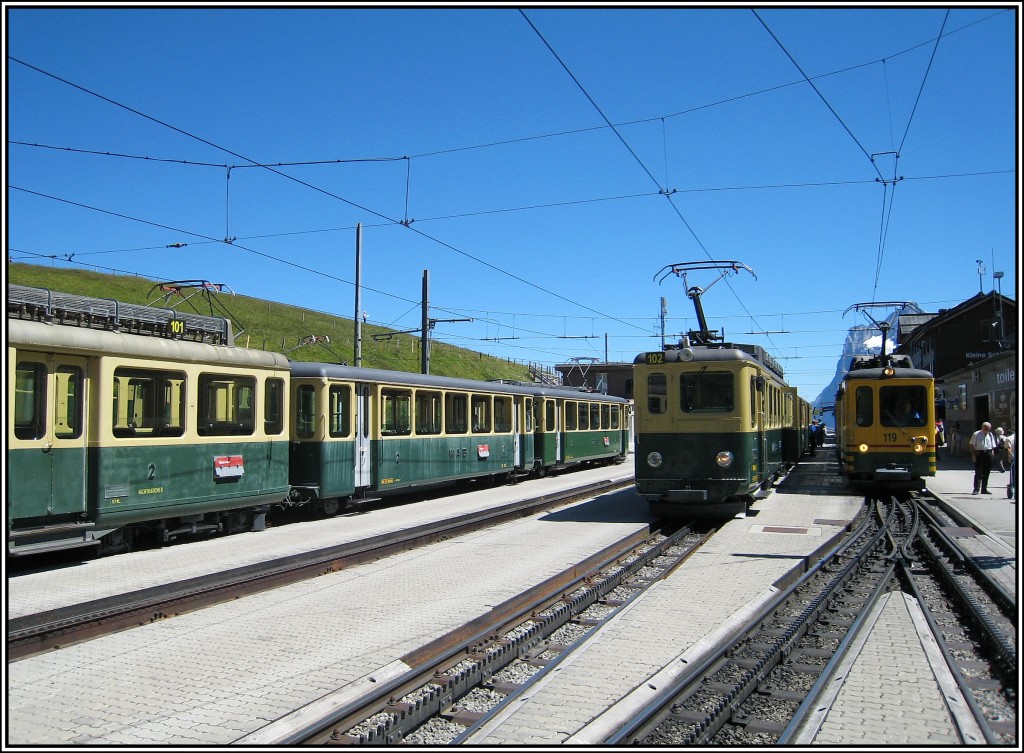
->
10, 353, 89, 522
512, 395, 522, 469
553, 399, 563, 463
753, 375, 766, 484
354, 382, 372, 489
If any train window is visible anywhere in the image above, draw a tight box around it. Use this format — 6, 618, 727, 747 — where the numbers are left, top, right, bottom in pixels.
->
591, 403, 602, 430
880, 386, 928, 428
601, 404, 610, 430
647, 374, 667, 414
54, 366, 84, 440
494, 396, 512, 432
329, 385, 352, 438
14, 362, 46, 440
198, 374, 256, 436
855, 387, 873, 427
579, 403, 590, 431
545, 399, 556, 432
681, 371, 734, 412
382, 389, 412, 436
565, 401, 577, 430
416, 390, 443, 435
750, 378, 757, 427
112, 368, 186, 438
446, 393, 467, 434
610, 405, 620, 429
525, 398, 534, 432
471, 395, 491, 433
265, 378, 285, 436
296, 385, 317, 438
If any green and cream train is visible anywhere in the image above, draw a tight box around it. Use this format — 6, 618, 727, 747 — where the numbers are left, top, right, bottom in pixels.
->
8, 285, 630, 556
632, 339, 808, 517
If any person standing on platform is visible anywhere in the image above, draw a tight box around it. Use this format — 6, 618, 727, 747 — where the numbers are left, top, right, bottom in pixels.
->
946, 422, 962, 456
969, 422, 997, 495
1004, 427, 1016, 500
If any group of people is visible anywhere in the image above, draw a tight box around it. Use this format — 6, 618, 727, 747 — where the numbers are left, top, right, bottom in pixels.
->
807, 419, 827, 456
967, 421, 1016, 498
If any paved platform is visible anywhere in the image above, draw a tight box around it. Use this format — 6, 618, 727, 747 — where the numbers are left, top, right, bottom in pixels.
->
8, 467, 648, 745
6, 451, 1014, 746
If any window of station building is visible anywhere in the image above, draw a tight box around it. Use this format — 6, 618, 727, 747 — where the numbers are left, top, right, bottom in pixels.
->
647, 373, 667, 414
265, 378, 285, 436
494, 396, 512, 433
113, 367, 186, 438
591, 403, 601, 430
382, 389, 412, 436
681, 371, 734, 413
198, 374, 256, 436
855, 386, 873, 427
296, 384, 317, 438
14, 362, 46, 441
880, 385, 928, 428
446, 393, 468, 434
54, 365, 84, 440
416, 390, 442, 435
329, 384, 352, 438
471, 395, 491, 433
565, 401, 577, 430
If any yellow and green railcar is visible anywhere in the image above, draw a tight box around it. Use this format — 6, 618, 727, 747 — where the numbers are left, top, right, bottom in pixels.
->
633, 342, 792, 517
532, 387, 630, 476
288, 365, 630, 509
288, 363, 542, 508
783, 388, 813, 464
8, 317, 292, 556
835, 354, 935, 493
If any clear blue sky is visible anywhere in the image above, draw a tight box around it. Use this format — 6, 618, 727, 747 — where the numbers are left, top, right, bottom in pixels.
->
5, 4, 1019, 401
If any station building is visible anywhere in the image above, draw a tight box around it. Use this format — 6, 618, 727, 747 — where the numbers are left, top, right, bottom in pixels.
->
895, 291, 1017, 433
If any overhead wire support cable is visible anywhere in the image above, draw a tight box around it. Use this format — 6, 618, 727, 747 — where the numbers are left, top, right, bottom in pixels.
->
10, 57, 646, 336
752, 10, 885, 182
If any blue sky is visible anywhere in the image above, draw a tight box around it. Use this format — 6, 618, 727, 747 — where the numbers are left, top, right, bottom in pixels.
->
5, 4, 1019, 402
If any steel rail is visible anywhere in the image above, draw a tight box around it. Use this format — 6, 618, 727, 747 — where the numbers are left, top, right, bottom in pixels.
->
8, 476, 632, 662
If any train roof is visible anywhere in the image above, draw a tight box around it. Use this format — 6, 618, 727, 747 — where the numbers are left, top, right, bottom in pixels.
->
8, 317, 290, 370
289, 361, 628, 402
634, 342, 785, 380
8, 283, 233, 345
841, 366, 934, 381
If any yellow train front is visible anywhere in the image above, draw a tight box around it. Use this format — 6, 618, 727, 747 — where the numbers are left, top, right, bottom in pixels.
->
633, 342, 795, 517
835, 354, 935, 493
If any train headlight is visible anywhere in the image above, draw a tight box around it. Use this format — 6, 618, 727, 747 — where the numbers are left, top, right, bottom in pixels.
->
679, 348, 695, 362
858, 443, 870, 453
715, 451, 734, 468
911, 436, 927, 453
883, 366, 895, 377
647, 452, 664, 468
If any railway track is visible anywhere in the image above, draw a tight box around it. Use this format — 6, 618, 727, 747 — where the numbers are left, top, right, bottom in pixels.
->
239, 522, 712, 745
601, 495, 1017, 747
8, 475, 633, 662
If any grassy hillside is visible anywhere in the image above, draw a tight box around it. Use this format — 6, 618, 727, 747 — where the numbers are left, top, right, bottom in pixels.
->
6, 263, 534, 382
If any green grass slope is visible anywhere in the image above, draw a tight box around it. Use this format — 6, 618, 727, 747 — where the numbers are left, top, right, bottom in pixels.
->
6, 263, 533, 382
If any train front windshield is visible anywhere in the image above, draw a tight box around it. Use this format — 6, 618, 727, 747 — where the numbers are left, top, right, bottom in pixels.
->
879, 385, 928, 428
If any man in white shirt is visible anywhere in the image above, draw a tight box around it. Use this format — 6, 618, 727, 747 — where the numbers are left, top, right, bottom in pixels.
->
969, 422, 997, 494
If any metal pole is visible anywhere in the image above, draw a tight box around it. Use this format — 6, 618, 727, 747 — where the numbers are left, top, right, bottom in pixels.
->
421, 269, 430, 375
354, 223, 362, 366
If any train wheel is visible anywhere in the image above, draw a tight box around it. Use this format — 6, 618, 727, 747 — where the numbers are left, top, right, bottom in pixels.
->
322, 498, 340, 516
97, 527, 133, 556
534, 465, 547, 479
